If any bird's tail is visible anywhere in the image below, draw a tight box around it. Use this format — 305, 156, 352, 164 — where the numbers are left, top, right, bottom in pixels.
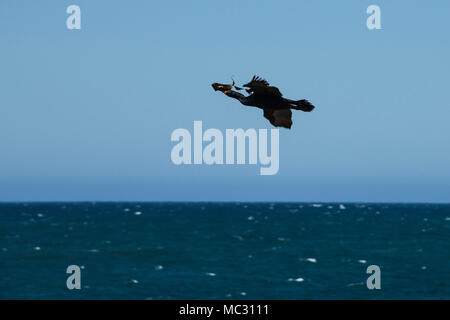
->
292, 99, 315, 112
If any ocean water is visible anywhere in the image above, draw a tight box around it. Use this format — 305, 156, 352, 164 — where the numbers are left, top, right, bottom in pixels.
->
0, 202, 448, 300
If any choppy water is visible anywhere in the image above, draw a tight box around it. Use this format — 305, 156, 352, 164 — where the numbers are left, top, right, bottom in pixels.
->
0, 203, 449, 299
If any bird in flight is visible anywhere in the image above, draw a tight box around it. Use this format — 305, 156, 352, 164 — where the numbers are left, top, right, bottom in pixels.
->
212, 75, 315, 129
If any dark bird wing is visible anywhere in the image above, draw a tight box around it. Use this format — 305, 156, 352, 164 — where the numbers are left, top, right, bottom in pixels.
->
245, 75, 282, 97
263, 109, 292, 129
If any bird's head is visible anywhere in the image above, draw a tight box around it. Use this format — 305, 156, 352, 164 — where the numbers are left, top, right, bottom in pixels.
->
211, 82, 232, 93
211, 83, 221, 91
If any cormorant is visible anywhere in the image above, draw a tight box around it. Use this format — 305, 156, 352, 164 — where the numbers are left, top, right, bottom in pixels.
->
212, 75, 315, 129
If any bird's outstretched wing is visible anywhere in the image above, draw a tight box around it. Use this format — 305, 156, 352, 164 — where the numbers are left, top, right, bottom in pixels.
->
244, 75, 282, 97
263, 109, 292, 129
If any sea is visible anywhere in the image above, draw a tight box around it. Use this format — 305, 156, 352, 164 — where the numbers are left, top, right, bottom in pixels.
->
0, 202, 449, 299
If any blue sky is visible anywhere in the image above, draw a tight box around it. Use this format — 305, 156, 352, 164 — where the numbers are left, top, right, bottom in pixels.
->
1, 1, 449, 202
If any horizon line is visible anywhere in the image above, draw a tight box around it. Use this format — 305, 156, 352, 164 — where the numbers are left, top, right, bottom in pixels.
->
0, 200, 449, 205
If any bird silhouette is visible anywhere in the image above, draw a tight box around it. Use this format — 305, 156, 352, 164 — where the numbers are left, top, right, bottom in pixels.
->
212, 75, 315, 129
